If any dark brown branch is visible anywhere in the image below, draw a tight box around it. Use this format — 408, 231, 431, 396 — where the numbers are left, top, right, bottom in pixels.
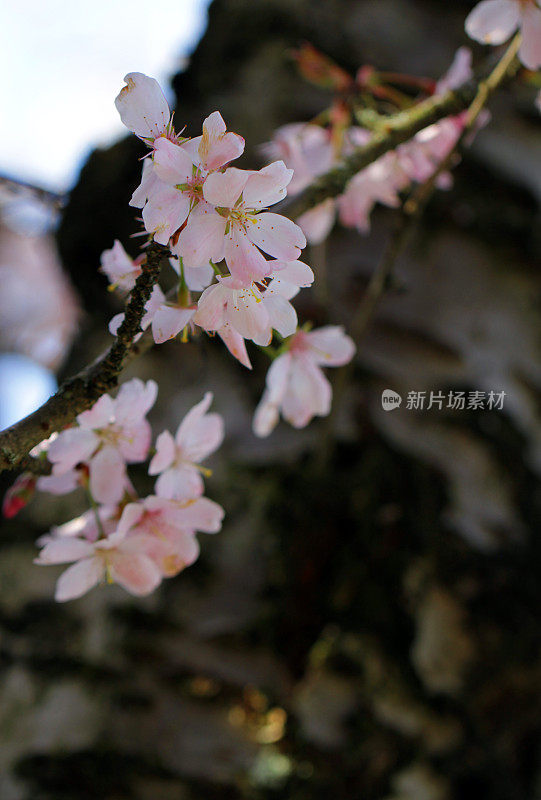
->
0, 243, 168, 472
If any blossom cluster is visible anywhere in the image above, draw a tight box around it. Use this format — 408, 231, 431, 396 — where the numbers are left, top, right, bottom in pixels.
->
108, 72, 355, 435
265, 48, 488, 245
113, 72, 314, 370
6, 3, 532, 604
6, 381, 225, 601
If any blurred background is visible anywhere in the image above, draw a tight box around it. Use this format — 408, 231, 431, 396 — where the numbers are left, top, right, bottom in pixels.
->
1, 1, 541, 798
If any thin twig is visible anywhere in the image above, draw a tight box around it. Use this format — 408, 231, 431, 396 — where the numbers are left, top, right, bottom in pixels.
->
320, 34, 521, 449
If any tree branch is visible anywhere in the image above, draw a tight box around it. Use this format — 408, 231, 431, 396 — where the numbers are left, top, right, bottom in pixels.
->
281, 79, 478, 219
0, 242, 168, 472
0, 47, 518, 475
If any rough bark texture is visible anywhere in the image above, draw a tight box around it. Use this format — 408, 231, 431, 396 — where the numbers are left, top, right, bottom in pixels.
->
1, 1, 540, 799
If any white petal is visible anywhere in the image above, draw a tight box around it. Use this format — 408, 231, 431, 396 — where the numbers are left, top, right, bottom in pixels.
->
247, 213, 306, 260
151, 304, 195, 344
224, 227, 272, 284
115, 72, 170, 140
263, 294, 298, 339
306, 325, 356, 366
297, 199, 336, 245
174, 202, 226, 268
36, 537, 95, 565
465, 0, 520, 44
184, 263, 214, 291
153, 137, 194, 185
115, 378, 158, 423
47, 428, 99, 472
253, 390, 280, 437
89, 447, 127, 505
242, 161, 293, 209
142, 184, 191, 245
519, 2, 541, 69
282, 358, 332, 428
217, 324, 252, 369
149, 430, 176, 475
155, 466, 204, 501
55, 557, 103, 602
193, 284, 227, 331
203, 168, 252, 208
109, 552, 163, 596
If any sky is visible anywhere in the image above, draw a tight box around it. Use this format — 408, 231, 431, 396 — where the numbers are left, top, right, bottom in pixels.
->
0, 0, 212, 191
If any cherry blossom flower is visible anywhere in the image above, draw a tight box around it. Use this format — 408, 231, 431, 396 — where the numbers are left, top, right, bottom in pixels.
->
37, 529, 164, 601
149, 392, 224, 500
181, 110, 245, 173
178, 162, 306, 283
465, 0, 541, 69
194, 260, 313, 352
116, 494, 224, 576
100, 240, 142, 292
132, 111, 244, 246
35, 494, 224, 601
338, 153, 409, 232
115, 72, 172, 142
253, 326, 355, 436
109, 284, 195, 346
47, 379, 157, 505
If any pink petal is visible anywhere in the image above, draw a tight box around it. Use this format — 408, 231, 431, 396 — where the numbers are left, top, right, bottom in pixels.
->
203, 168, 252, 208
253, 390, 280, 437
36, 537, 95, 565
47, 428, 99, 472
465, 0, 520, 44
174, 202, 226, 268
223, 287, 271, 343
242, 161, 294, 209
246, 212, 306, 260
130, 158, 160, 209
436, 47, 473, 94
306, 325, 356, 366
282, 358, 332, 427
149, 430, 176, 475
176, 396, 224, 462
55, 557, 103, 602
224, 227, 272, 284
297, 199, 336, 245
118, 419, 152, 462
77, 394, 115, 429
142, 184, 191, 245
115, 379, 158, 423
116, 502, 145, 537
109, 552, 163, 596
519, 2, 541, 69
155, 466, 204, 501
218, 323, 252, 369
89, 446, 127, 505
37, 470, 80, 495
193, 284, 227, 331
184, 263, 214, 291
100, 240, 141, 291
115, 72, 170, 140
265, 352, 292, 404
153, 137, 194, 185
262, 294, 298, 339
268, 260, 314, 299
151, 304, 195, 344
167, 496, 225, 533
